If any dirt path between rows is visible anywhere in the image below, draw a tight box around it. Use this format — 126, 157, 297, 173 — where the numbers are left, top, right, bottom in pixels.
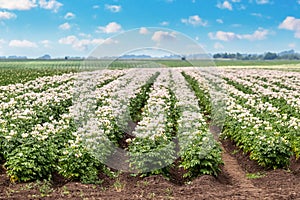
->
220, 144, 266, 199
210, 124, 266, 199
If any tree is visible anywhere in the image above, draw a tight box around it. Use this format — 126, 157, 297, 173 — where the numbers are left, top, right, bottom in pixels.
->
213, 53, 222, 59
236, 53, 243, 60
264, 52, 278, 60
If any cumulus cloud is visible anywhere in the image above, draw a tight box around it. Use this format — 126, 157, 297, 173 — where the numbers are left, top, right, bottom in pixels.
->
209, 28, 269, 41
59, 35, 117, 51
181, 15, 207, 26
59, 22, 71, 30
209, 31, 237, 41
0, 0, 62, 11
242, 28, 269, 40
160, 21, 169, 26
64, 12, 75, 20
256, 0, 270, 4
217, 1, 233, 10
251, 13, 271, 20
238, 4, 247, 10
139, 27, 149, 35
96, 38, 119, 45
97, 22, 122, 34
214, 42, 224, 49
59, 35, 88, 51
289, 43, 296, 48
279, 16, 300, 38
39, 0, 63, 12
152, 31, 176, 43
105, 4, 121, 13
79, 33, 92, 38
0, 0, 36, 10
58, 35, 77, 45
216, 19, 224, 24
278, 16, 300, 31
0, 11, 17, 20
0, 39, 5, 48
251, 13, 263, 18
9, 40, 38, 48
40, 40, 51, 48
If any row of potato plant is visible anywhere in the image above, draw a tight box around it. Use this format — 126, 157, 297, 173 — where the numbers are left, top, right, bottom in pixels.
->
184, 69, 293, 168
63, 69, 159, 182
0, 70, 125, 182
219, 69, 300, 161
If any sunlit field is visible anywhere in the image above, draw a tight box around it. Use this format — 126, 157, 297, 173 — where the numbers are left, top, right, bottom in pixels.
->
0, 60, 299, 199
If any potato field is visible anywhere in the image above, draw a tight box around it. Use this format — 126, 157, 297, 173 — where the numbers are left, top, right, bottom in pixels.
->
0, 61, 299, 199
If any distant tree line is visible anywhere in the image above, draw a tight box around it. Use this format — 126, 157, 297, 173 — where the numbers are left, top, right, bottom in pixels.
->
213, 52, 300, 60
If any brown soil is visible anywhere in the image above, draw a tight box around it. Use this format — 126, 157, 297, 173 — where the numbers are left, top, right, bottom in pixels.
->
1, 140, 300, 200
167, 158, 188, 185
119, 121, 137, 149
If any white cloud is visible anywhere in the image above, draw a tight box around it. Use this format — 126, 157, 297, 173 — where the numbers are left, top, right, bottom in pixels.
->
105, 4, 121, 13
9, 40, 38, 48
279, 16, 300, 38
0, 0, 63, 12
209, 28, 269, 41
93, 5, 100, 9
209, 31, 238, 41
217, 1, 233, 10
152, 31, 176, 42
251, 13, 271, 19
96, 38, 119, 45
298, 0, 300, 4
59, 22, 71, 30
97, 22, 122, 34
256, 0, 270, 4
0, 0, 37, 10
251, 13, 262, 18
79, 33, 92, 38
64, 12, 75, 20
0, 11, 17, 20
231, 0, 240, 2
40, 40, 51, 48
242, 28, 269, 40
279, 16, 300, 31
289, 43, 296, 48
181, 15, 207, 26
160, 21, 169, 26
59, 35, 89, 51
0, 39, 5, 48
59, 35, 117, 51
58, 35, 77, 45
214, 42, 224, 49
39, 0, 63, 13
73, 39, 93, 51
238, 4, 247, 10
139, 27, 149, 35
216, 19, 224, 24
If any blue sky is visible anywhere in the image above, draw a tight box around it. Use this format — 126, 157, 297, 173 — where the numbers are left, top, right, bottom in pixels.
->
0, 0, 300, 58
